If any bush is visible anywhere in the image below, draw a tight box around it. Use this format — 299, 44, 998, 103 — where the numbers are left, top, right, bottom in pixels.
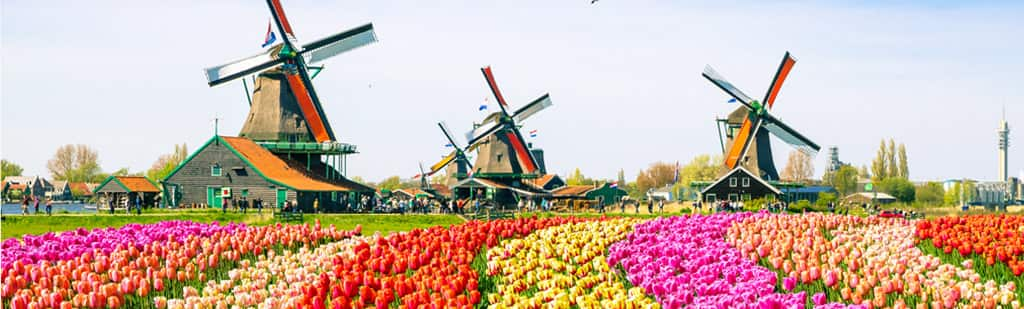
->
788, 200, 812, 213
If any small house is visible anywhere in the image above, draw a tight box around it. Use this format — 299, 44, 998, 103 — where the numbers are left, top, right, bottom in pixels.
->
699, 167, 782, 203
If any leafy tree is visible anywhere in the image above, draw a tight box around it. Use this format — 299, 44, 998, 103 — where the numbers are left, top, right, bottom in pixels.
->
673, 154, 722, 200
2, 159, 24, 178
815, 192, 838, 208
915, 182, 944, 205
830, 165, 859, 197
146, 143, 188, 181
897, 143, 908, 179
47, 144, 102, 182
567, 168, 586, 186
377, 176, 402, 191
879, 177, 915, 203
943, 181, 976, 206
871, 140, 887, 182
781, 150, 814, 182
636, 162, 677, 196
858, 165, 870, 179
886, 139, 898, 180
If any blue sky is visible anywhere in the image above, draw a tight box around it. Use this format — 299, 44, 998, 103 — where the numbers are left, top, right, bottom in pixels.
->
2, 0, 1021, 183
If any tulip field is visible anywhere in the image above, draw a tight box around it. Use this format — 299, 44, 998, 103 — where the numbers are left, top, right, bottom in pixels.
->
3, 212, 1023, 308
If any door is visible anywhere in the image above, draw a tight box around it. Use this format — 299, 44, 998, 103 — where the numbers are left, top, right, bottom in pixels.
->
276, 188, 287, 208
208, 187, 222, 208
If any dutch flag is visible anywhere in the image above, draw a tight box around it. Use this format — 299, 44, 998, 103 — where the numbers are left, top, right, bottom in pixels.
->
529, 129, 538, 138
262, 21, 277, 48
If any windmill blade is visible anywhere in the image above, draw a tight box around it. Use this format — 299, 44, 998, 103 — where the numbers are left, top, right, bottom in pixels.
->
761, 114, 820, 156
438, 122, 462, 150
283, 73, 333, 142
266, 0, 299, 45
512, 94, 552, 123
481, 66, 511, 115
504, 129, 540, 174
702, 65, 757, 112
724, 116, 762, 169
205, 48, 285, 87
429, 152, 457, 175
465, 121, 503, 147
762, 52, 797, 109
301, 23, 377, 64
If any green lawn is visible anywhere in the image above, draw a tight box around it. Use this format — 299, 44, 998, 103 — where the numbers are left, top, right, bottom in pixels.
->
1, 211, 465, 240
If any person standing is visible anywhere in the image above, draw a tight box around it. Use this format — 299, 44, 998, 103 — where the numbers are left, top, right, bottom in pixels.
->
21, 195, 30, 215
33, 196, 40, 214
647, 199, 654, 214
136, 195, 143, 215
108, 197, 115, 215
313, 197, 319, 214
658, 199, 664, 214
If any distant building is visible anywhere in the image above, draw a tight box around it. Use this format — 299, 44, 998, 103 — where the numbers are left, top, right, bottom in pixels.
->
529, 174, 566, 191
826, 146, 847, 173
699, 167, 782, 203
162, 135, 374, 212
842, 192, 897, 205
48, 180, 72, 201
94, 176, 162, 208
785, 186, 838, 204
2, 176, 51, 200
647, 184, 675, 201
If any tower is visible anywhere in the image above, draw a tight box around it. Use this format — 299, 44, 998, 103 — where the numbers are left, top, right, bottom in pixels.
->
999, 110, 1010, 182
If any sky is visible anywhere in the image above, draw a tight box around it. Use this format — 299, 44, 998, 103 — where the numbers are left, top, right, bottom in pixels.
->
2, 0, 1022, 183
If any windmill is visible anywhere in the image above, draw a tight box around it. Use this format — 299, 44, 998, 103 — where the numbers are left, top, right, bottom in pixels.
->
417, 122, 475, 187
702, 52, 820, 181
463, 66, 553, 178
204, 0, 377, 145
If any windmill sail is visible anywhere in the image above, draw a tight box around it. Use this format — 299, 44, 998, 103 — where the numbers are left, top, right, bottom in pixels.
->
513, 94, 552, 123
761, 114, 820, 156
301, 24, 377, 64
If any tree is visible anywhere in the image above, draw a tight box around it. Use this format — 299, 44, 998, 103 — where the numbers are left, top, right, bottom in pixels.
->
617, 169, 626, 187
943, 181, 976, 206
879, 177, 915, 203
858, 165, 870, 179
915, 182, 944, 205
871, 140, 887, 182
780, 150, 814, 182
886, 139, 898, 180
815, 192, 838, 208
673, 154, 722, 200
567, 168, 585, 186
830, 165, 859, 197
897, 143, 908, 179
1, 160, 24, 178
47, 144, 102, 182
377, 176, 402, 191
147, 143, 188, 181
635, 162, 677, 196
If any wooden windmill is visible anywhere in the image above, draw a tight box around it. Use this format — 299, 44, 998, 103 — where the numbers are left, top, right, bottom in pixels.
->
416, 122, 475, 187
703, 52, 820, 181
204, 0, 377, 146
464, 66, 553, 178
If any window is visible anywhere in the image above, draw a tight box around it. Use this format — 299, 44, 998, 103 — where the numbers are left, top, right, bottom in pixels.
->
211, 165, 222, 177
728, 194, 739, 202
241, 189, 249, 197
705, 194, 717, 203
742, 178, 750, 187
729, 178, 737, 187
742, 194, 751, 201
233, 167, 248, 176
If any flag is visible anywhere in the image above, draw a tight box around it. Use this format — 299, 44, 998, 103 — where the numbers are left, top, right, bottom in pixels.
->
479, 97, 489, 111
529, 129, 538, 138
262, 21, 277, 48
444, 143, 454, 148
610, 182, 618, 188
727, 98, 737, 103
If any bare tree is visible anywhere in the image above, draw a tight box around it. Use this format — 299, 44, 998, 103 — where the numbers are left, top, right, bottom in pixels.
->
781, 150, 814, 182
636, 162, 677, 194
47, 144, 101, 182
147, 143, 189, 180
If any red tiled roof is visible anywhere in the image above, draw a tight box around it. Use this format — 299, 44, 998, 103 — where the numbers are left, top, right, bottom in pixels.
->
221, 136, 364, 192
69, 182, 95, 196
430, 183, 452, 196
551, 185, 595, 197
114, 176, 160, 193
530, 174, 557, 187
